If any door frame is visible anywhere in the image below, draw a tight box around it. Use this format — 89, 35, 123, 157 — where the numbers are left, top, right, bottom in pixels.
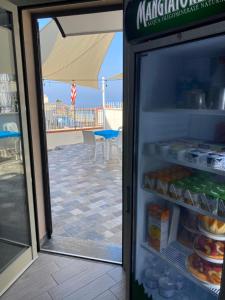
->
31, 16, 53, 240
21, 0, 126, 263
0, 0, 38, 295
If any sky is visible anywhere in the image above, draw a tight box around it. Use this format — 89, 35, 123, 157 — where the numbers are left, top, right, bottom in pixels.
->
38, 18, 123, 108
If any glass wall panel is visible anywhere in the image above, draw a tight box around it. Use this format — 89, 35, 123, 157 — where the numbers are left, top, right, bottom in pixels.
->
0, 7, 31, 273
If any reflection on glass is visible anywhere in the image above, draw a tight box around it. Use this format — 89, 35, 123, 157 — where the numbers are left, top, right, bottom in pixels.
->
0, 8, 30, 273
133, 34, 225, 300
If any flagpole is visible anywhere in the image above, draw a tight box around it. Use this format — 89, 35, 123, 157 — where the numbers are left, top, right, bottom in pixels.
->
71, 81, 76, 130
74, 101, 76, 130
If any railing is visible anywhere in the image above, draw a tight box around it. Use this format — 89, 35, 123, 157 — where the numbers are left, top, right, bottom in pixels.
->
104, 102, 123, 109
44, 103, 103, 130
0, 104, 18, 114
0, 76, 18, 113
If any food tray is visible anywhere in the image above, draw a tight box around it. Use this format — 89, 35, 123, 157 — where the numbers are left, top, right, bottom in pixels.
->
193, 237, 223, 264
185, 256, 221, 289
198, 223, 225, 241
173, 182, 222, 215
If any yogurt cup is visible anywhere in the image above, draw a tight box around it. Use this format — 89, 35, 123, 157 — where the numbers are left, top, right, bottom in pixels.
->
207, 153, 224, 169
185, 149, 207, 165
155, 142, 170, 157
158, 276, 176, 298
144, 268, 161, 289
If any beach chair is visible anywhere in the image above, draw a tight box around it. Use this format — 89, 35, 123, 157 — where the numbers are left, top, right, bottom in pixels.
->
109, 128, 122, 160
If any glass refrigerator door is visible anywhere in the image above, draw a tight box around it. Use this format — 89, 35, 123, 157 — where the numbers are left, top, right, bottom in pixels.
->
132, 34, 225, 300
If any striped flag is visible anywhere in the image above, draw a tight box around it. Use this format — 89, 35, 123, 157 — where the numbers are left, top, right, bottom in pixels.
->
71, 82, 77, 105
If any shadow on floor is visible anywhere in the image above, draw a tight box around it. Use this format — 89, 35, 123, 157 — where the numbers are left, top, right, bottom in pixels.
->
42, 235, 122, 262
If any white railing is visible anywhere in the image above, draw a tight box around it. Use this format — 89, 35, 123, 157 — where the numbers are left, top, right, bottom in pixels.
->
44, 102, 122, 131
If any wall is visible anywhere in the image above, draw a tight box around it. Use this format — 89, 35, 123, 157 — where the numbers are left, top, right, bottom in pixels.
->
46, 130, 83, 149
105, 108, 123, 130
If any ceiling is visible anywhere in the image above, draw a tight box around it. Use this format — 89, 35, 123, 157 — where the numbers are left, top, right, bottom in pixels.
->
9, 0, 68, 6
9, 0, 122, 7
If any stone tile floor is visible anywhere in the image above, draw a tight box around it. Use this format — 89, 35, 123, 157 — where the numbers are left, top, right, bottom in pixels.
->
1, 253, 125, 300
42, 143, 122, 262
0, 161, 30, 245
0, 160, 31, 274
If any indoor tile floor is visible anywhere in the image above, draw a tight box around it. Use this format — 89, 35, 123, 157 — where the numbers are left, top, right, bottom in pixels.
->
1, 253, 125, 300
42, 143, 122, 262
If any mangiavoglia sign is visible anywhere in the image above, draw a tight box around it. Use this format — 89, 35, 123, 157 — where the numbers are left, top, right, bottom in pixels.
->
125, 0, 225, 42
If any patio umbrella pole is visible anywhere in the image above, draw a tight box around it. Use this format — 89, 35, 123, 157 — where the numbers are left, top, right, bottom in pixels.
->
101, 76, 106, 129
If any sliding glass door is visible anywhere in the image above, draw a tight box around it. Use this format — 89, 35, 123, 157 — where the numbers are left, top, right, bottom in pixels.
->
0, 0, 37, 295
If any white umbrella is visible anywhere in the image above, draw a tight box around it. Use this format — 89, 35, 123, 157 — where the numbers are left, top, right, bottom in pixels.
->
108, 73, 123, 80
40, 20, 118, 88
56, 10, 122, 36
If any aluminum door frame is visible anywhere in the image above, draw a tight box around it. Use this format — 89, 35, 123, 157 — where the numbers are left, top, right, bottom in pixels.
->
23, 0, 124, 263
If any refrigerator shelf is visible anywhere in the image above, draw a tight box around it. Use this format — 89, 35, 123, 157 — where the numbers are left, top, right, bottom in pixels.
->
141, 242, 220, 296
143, 109, 225, 116
145, 150, 225, 177
143, 187, 225, 223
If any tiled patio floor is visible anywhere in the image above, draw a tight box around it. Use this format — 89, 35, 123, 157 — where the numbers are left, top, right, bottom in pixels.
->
42, 143, 122, 262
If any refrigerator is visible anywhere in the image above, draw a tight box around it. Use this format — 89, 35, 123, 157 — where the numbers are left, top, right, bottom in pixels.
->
124, 1, 225, 299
